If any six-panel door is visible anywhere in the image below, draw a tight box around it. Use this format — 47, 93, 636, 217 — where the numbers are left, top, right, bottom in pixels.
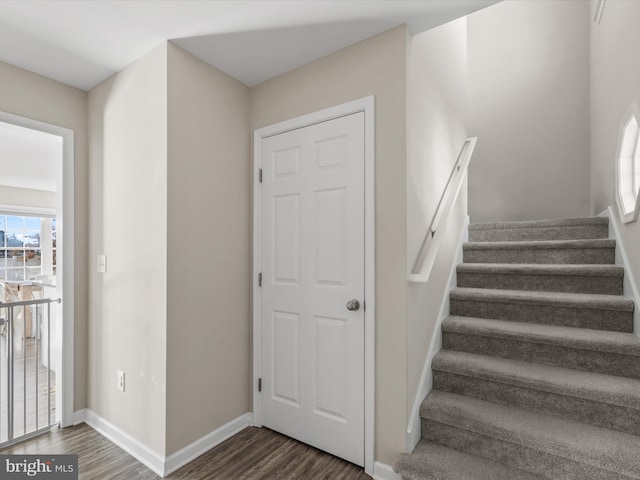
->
260, 112, 365, 465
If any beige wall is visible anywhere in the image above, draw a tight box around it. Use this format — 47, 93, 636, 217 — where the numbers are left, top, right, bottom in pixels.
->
0, 61, 88, 411
590, 0, 640, 300
165, 43, 251, 455
406, 17, 468, 421
0, 185, 56, 210
88, 43, 168, 455
467, 0, 591, 222
251, 25, 408, 464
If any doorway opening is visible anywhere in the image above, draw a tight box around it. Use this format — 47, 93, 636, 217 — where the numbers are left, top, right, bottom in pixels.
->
0, 112, 75, 443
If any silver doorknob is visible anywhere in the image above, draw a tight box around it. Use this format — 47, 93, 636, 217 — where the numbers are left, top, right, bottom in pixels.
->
346, 299, 360, 311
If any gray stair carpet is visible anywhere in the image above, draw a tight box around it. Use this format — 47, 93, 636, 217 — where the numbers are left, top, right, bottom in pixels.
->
396, 216, 640, 480
450, 287, 633, 331
463, 239, 616, 264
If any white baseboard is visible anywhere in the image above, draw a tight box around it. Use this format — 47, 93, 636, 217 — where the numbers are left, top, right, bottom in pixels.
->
373, 461, 402, 480
164, 412, 253, 475
600, 207, 640, 334
83, 409, 165, 477
79, 409, 252, 477
406, 215, 469, 452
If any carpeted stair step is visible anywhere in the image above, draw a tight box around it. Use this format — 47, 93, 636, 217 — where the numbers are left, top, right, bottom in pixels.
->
463, 239, 615, 264
405, 216, 640, 480
450, 288, 634, 332
457, 263, 623, 295
441, 316, 640, 378
421, 391, 640, 480
468, 217, 609, 242
432, 350, 640, 435
395, 440, 547, 480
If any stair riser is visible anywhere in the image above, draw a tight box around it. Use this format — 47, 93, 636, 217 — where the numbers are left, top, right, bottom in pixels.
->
442, 332, 640, 379
456, 271, 623, 295
463, 247, 615, 264
449, 299, 633, 332
422, 419, 633, 480
433, 371, 640, 436
468, 225, 609, 242
395, 441, 549, 480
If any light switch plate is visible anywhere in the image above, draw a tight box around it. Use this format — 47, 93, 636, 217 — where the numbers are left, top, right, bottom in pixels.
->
97, 254, 107, 274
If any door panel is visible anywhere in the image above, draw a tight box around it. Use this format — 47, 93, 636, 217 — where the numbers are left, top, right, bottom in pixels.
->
272, 311, 300, 406
313, 315, 348, 420
315, 187, 347, 285
260, 112, 365, 465
272, 194, 300, 284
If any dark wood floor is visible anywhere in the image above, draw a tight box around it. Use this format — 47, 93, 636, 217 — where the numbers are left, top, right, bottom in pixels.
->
1, 423, 372, 479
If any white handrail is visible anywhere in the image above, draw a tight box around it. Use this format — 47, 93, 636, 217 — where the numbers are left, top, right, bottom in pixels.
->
410, 137, 477, 281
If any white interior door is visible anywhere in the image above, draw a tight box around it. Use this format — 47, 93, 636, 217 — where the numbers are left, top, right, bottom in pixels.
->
260, 112, 365, 465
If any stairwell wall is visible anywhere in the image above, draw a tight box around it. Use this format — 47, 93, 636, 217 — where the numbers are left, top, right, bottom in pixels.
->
590, 0, 640, 311
406, 16, 468, 445
467, 0, 591, 223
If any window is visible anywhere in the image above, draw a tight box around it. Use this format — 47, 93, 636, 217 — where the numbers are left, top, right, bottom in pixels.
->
0, 214, 56, 282
616, 108, 640, 223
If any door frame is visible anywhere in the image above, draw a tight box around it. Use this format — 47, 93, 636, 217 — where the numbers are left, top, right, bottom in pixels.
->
252, 96, 375, 475
0, 111, 75, 429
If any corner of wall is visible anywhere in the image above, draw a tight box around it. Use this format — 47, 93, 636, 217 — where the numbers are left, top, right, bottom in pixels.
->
165, 41, 251, 456
87, 41, 169, 456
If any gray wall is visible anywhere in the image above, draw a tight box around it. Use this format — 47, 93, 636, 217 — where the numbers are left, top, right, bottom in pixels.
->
88, 41, 252, 459
467, 0, 591, 223
590, 0, 640, 313
88, 43, 169, 455
166, 43, 250, 456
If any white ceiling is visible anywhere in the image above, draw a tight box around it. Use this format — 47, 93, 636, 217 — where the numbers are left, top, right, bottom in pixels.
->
0, 0, 499, 191
0, 0, 498, 90
0, 122, 61, 192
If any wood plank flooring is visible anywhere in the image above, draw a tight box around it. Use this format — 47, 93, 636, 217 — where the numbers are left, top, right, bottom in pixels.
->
1, 423, 372, 479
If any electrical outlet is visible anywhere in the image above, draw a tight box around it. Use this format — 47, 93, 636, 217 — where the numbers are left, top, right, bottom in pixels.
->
117, 370, 125, 392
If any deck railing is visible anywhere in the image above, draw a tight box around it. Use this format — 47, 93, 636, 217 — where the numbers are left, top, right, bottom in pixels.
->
0, 296, 61, 448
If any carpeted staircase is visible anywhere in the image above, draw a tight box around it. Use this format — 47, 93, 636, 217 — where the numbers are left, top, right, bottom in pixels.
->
396, 217, 640, 480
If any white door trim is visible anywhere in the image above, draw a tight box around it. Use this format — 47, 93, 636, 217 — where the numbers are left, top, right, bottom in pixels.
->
0, 111, 75, 428
253, 96, 375, 475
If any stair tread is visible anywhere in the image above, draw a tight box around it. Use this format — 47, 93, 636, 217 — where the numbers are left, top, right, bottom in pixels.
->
396, 440, 546, 480
457, 263, 624, 277
423, 391, 640, 477
469, 217, 609, 231
464, 238, 615, 250
450, 287, 634, 311
432, 350, 640, 410
443, 315, 640, 356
